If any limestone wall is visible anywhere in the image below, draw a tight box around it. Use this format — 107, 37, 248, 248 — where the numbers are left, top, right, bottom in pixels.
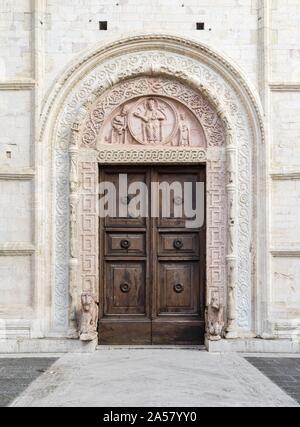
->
269, 0, 300, 337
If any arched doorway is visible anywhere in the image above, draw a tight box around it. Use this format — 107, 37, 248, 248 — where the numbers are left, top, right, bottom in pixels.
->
92, 82, 213, 344
39, 35, 265, 350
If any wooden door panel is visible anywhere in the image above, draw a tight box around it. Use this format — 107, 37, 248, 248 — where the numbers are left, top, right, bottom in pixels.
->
105, 233, 146, 256
158, 233, 199, 257
157, 171, 201, 228
152, 321, 205, 345
103, 170, 147, 228
100, 321, 152, 345
157, 262, 199, 314
99, 165, 206, 346
105, 262, 147, 315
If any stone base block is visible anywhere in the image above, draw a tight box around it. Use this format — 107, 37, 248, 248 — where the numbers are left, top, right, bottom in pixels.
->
1, 338, 299, 354
206, 338, 300, 353
0, 338, 97, 354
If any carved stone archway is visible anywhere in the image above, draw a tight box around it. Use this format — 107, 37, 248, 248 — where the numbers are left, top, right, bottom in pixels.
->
39, 35, 265, 346
72, 76, 228, 341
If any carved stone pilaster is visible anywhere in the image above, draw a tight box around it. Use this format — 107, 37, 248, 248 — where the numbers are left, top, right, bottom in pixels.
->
69, 194, 79, 259
226, 255, 238, 338
68, 195, 80, 336
68, 125, 80, 337
225, 135, 238, 339
69, 258, 79, 338
69, 146, 79, 188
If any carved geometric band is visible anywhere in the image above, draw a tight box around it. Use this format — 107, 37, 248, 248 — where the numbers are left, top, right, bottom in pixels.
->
97, 148, 207, 164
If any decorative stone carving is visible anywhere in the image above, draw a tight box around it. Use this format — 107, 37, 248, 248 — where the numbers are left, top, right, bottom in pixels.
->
225, 136, 238, 338
228, 192, 235, 255
69, 258, 79, 338
69, 195, 78, 259
97, 147, 207, 164
111, 105, 129, 145
130, 97, 175, 145
54, 150, 70, 328
81, 78, 222, 149
68, 125, 80, 336
82, 79, 227, 340
48, 38, 258, 338
206, 291, 224, 341
179, 113, 190, 147
79, 292, 98, 342
226, 257, 238, 337
97, 92, 208, 148
79, 162, 99, 300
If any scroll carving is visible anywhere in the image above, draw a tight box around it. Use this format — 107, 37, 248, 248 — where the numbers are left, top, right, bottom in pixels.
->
97, 147, 207, 164
68, 124, 80, 336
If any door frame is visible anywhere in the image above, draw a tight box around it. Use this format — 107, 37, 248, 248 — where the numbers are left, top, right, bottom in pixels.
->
98, 164, 207, 345
52, 54, 260, 344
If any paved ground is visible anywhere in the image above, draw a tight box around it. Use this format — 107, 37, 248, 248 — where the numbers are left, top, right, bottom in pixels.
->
9, 350, 299, 407
246, 357, 300, 404
0, 358, 57, 407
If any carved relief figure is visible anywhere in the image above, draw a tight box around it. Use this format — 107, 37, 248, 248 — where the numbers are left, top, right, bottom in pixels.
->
98, 90, 209, 148
79, 292, 98, 341
111, 105, 129, 144
133, 98, 166, 144
206, 291, 224, 341
178, 113, 190, 146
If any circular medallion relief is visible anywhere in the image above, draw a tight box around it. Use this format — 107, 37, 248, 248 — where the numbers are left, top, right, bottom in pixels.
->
128, 97, 179, 145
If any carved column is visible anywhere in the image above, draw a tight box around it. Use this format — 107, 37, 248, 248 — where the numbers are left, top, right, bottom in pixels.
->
225, 131, 239, 339
68, 123, 80, 338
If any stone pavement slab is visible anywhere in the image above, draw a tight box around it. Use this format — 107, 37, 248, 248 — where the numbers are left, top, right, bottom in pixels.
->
10, 350, 299, 407
0, 358, 57, 407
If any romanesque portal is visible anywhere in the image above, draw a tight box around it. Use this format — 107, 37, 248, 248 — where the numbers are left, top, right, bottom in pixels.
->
66, 76, 237, 344
46, 36, 259, 349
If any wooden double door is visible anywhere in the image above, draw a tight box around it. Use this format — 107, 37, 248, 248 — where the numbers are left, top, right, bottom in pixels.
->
98, 166, 206, 345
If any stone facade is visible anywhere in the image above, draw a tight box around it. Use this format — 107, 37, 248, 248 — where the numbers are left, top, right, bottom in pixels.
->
0, 0, 300, 353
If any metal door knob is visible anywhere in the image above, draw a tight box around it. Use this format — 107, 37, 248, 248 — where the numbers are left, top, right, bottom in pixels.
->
120, 282, 131, 293
174, 283, 184, 293
120, 239, 131, 249
173, 239, 184, 250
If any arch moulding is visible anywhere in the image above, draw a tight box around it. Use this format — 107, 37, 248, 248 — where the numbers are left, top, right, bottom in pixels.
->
39, 34, 265, 344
